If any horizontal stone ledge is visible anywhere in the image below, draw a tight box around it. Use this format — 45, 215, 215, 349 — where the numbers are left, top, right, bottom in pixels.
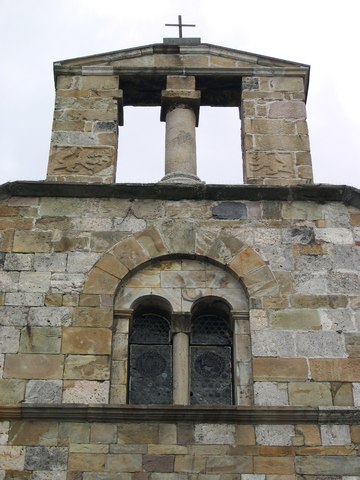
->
1, 182, 360, 207
0, 404, 359, 424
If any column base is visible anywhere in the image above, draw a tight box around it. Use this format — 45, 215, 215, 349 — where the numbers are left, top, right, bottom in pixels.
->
159, 172, 204, 184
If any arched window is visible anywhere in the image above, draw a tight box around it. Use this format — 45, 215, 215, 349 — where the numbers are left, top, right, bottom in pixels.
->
128, 298, 172, 404
190, 298, 233, 405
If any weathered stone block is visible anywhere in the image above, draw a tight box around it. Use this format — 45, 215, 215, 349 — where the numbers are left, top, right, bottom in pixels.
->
0, 326, 20, 353
64, 355, 110, 380
28, 307, 72, 327
4, 254, 33, 271
254, 456, 294, 474
4, 354, 64, 380
194, 424, 235, 444
320, 425, 351, 445
13, 232, 53, 253
50, 273, 84, 293
254, 382, 288, 406
288, 382, 332, 406
19, 327, 61, 353
252, 331, 295, 357
90, 424, 117, 444
143, 455, 174, 472
62, 327, 112, 354
212, 202, 247, 219
24, 446, 68, 471
0, 445, 25, 470
269, 309, 320, 330
8, 421, 59, 446
295, 331, 347, 358
256, 425, 295, 446
107, 453, 142, 472
33, 253, 67, 272
73, 307, 112, 327
268, 100, 306, 119
0, 379, 26, 403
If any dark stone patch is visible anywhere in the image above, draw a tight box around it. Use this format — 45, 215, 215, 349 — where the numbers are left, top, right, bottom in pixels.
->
24, 446, 68, 471
212, 202, 247, 219
242, 77, 259, 90
0, 252, 4, 268
262, 201, 282, 219
143, 455, 174, 472
291, 227, 315, 244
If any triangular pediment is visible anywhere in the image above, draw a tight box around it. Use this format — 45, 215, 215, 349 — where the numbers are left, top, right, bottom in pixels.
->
55, 42, 309, 72
54, 42, 310, 106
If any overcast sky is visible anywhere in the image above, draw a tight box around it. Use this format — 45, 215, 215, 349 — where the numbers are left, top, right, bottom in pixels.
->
0, 0, 359, 187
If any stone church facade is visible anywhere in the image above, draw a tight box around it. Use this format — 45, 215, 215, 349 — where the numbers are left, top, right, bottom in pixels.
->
0, 36, 360, 479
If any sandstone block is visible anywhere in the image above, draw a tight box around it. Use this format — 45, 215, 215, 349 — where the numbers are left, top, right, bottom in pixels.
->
63, 379, 109, 403
269, 309, 320, 330
143, 454, 174, 472
295, 456, 360, 475
254, 134, 309, 152
295, 425, 321, 446
288, 382, 332, 406
174, 454, 206, 473
8, 421, 58, 446
62, 327, 112, 354
83, 267, 119, 294
0, 379, 26, 403
0, 445, 25, 470
310, 358, 360, 381
68, 452, 106, 472
107, 453, 142, 472
19, 326, 61, 354
65, 253, 100, 274
253, 358, 308, 381
91, 424, 117, 444
13, 231, 53, 253
206, 455, 252, 473
73, 307, 113, 327
64, 355, 110, 380
117, 423, 159, 444
345, 334, 360, 357
0, 354, 3, 378
94, 254, 129, 281
59, 422, 90, 446
269, 101, 306, 119
4, 354, 64, 379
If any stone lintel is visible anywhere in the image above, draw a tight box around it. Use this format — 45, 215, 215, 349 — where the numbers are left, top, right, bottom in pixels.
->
163, 38, 201, 46
1, 404, 359, 424
2, 182, 360, 208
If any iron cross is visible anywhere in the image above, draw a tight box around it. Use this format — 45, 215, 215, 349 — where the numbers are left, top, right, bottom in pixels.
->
165, 15, 196, 38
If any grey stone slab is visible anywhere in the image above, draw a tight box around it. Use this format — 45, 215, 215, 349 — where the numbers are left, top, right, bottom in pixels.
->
283, 226, 315, 244
19, 272, 51, 293
0, 326, 20, 353
4, 253, 33, 271
328, 272, 360, 295
50, 273, 84, 293
259, 245, 295, 271
320, 424, 351, 445
295, 456, 360, 475
254, 382, 288, 406
66, 252, 101, 273
25, 380, 63, 403
34, 253, 67, 272
28, 307, 72, 327
295, 331, 347, 358
5, 293, 44, 306
0, 271, 19, 292
30, 472, 67, 480
255, 424, 295, 445
0, 307, 28, 326
252, 331, 296, 357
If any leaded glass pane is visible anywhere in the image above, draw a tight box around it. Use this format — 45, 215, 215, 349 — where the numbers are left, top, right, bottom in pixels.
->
191, 314, 231, 345
190, 345, 232, 405
130, 313, 170, 344
129, 344, 172, 404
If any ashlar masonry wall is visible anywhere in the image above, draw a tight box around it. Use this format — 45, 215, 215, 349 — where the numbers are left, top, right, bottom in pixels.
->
0, 189, 360, 478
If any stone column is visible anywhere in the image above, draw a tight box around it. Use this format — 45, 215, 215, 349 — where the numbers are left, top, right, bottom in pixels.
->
110, 309, 132, 404
241, 76, 313, 185
232, 312, 253, 406
160, 76, 202, 183
173, 332, 189, 404
47, 74, 123, 184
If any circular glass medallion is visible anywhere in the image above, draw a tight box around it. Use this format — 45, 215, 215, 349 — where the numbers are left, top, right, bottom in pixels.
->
136, 351, 167, 377
194, 351, 225, 378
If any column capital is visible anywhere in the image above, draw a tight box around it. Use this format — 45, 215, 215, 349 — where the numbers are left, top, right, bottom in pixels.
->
161, 75, 201, 125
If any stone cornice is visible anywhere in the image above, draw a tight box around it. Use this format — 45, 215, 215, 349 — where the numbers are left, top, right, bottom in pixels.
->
0, 405, 359, 424
1, 182, 360, 209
